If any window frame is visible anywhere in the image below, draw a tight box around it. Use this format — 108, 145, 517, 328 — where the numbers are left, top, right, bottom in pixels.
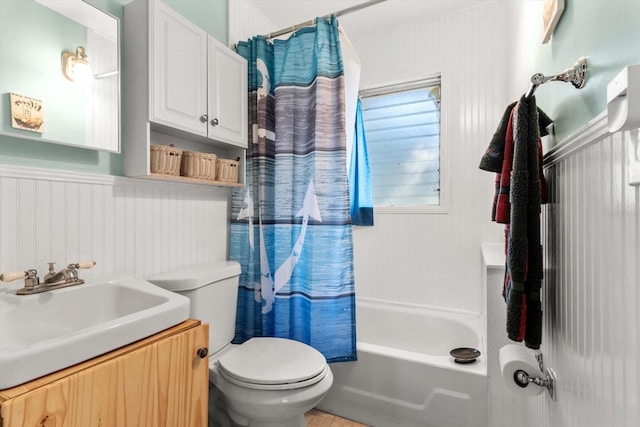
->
359, 75, 449, 215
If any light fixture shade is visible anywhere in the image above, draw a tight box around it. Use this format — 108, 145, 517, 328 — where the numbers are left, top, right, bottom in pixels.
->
62, 46, 91, 82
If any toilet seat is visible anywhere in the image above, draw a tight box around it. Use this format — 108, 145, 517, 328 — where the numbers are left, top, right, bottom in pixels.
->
216, 337, 329, 391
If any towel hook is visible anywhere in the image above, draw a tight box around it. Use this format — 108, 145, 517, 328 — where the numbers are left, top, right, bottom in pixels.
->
525, 57, 588, 99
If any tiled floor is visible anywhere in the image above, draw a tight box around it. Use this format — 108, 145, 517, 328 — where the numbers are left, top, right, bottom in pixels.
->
305, 409, 370, 427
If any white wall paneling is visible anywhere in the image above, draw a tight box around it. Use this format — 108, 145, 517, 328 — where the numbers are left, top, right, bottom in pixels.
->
347, 2, 507, 313
488, 114, 640, 427
0, 166, 230, 291
227, 0, 279, 47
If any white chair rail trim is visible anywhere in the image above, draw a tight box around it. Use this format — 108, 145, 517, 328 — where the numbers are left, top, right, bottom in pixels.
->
543, 110, 609, 167
0, 165, 227, 195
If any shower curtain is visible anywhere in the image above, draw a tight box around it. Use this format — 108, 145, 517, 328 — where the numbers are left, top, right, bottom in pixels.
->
230, 16, 357, 363
349, 99, 374, 226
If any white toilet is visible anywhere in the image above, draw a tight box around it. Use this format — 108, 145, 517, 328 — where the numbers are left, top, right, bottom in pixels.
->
147, 261, 333, 427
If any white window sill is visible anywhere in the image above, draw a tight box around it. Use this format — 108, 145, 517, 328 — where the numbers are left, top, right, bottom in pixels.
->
374, 206, 448, 215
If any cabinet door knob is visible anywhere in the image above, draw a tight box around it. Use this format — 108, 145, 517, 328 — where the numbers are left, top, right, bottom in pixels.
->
210, 118, 219, 126
196, 347, 208, 359
199, 114, 208, 123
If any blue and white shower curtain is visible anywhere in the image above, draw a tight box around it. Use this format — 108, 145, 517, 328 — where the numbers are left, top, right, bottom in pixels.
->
231, 16, 356, 363
349, 98, 374, 226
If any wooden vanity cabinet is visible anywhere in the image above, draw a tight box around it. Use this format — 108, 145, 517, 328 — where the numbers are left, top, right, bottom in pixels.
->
0, 319, 209, 427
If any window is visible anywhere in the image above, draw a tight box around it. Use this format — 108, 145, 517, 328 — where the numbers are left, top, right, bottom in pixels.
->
360, 78, 441, 209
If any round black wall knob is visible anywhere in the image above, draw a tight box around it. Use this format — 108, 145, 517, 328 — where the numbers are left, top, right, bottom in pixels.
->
196, 347, 209, 359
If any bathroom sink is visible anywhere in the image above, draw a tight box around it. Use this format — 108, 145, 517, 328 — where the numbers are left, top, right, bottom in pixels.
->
0, 274, 190, 389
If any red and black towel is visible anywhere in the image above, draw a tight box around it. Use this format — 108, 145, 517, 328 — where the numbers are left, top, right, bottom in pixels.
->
479, 96, 551, 350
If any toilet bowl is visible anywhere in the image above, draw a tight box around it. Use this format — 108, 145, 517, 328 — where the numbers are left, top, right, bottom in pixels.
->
146, 262, 333, 427
210, 338, 333, 427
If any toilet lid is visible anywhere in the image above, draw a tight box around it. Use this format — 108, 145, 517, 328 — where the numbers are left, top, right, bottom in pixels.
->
217, 337, 328, 390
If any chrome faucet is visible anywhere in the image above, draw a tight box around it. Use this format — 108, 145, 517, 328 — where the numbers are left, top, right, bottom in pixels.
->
44, 262, 81, 286
1, 261, 96, 295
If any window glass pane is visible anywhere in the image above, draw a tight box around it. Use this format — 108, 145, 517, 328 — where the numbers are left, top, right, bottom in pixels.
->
361, 83, 441, 207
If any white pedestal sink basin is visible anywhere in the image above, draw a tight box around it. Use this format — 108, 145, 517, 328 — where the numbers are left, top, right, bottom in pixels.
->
0, 274, 190, 389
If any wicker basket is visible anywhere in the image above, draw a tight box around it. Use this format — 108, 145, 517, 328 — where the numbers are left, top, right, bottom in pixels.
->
181, 151, 217, 180
150, 145, 182, 176
216, 157, 240, 183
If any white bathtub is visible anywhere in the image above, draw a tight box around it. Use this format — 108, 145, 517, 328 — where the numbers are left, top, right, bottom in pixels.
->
317, 298, 488, 427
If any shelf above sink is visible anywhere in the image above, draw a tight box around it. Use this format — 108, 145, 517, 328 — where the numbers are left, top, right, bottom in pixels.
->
0, 274, 190, 389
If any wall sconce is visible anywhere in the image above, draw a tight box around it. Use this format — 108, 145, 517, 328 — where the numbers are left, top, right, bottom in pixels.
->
61, 46, 91, 82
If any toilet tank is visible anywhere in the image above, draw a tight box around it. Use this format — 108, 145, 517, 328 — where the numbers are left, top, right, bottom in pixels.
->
146, 261, 241, 354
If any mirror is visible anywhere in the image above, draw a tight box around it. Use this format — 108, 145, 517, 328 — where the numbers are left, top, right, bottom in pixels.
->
0, 0, 120, 153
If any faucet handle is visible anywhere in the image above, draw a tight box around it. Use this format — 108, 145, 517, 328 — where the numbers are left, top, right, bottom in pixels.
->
0, 270, 28, 282
71, 261, 96, 269
44, 262, 57, 283
1, 269, 39, 290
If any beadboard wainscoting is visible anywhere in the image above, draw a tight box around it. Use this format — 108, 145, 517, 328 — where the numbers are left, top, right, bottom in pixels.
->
0, 166, 231, 287
490, 113, 640, 427
346, 2, 507, 312
227, 0, 278, 47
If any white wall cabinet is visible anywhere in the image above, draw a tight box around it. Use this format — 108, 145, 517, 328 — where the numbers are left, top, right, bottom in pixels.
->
124, 0, 247, 186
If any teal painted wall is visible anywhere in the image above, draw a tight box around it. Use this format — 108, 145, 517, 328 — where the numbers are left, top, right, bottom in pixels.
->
527, 0, 640, 143
0, 0, 227, 176
93, 0, 227, 41
164, 0, 226, 42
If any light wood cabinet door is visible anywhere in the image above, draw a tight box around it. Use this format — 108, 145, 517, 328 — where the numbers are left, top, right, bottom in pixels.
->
0, 321, 209, 427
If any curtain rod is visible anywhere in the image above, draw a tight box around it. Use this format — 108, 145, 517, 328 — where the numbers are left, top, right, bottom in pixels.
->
261, 0, 388, 39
